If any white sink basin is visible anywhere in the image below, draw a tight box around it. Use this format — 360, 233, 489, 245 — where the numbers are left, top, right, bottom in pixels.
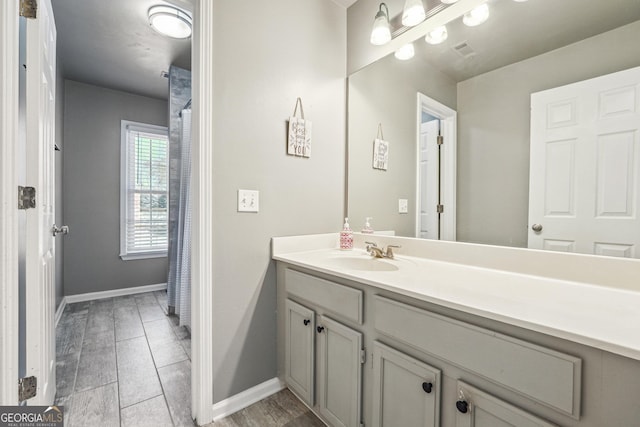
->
326, 256, 400, 272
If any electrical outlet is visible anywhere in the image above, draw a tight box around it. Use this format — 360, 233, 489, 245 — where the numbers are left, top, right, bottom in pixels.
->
398, 199, 408, 214
238, 189, 259, 212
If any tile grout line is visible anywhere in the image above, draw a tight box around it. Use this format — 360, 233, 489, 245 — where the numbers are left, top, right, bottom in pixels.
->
142, 294, 178, 427
66, 302, 89, 423
113, 298, 123, 427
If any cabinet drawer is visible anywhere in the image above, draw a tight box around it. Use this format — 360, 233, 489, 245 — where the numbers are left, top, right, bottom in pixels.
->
455, 381, 557, 427
285, 268, 364, 324
374, 296, 581, 419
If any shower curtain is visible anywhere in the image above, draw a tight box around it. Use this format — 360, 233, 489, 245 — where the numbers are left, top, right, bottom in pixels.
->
168, 108, 192, 328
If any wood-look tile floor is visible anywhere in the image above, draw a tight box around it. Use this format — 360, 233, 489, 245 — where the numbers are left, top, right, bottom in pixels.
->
55, 291, 192, 427
55, 291, 323, 426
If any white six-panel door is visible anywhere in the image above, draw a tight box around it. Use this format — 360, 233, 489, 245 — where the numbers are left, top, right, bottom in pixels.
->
25, 0, 56, 404
529, 66, 640, 258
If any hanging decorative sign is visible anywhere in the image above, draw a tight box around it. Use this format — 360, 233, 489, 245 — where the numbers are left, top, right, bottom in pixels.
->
287, 97, 312, 158
373, 123, 389, 170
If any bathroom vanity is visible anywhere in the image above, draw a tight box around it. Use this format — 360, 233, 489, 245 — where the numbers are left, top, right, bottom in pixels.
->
273, 233, 640, 427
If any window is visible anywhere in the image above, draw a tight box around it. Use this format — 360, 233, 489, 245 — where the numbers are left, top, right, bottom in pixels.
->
120, 120, 169, 260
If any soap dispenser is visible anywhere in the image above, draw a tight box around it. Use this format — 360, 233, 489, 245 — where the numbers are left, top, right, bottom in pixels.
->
361, 217, 374, 234
340, 218, 353, 250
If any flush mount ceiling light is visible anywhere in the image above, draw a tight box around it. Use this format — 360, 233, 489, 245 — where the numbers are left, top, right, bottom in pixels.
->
394, 43, 415, 60
402, 0, 426, 27
425, 25, 448, 44
370, 2, 392, 45
148, 5, 192, 39
463, 3, 489, 27
440, 0, 459, 3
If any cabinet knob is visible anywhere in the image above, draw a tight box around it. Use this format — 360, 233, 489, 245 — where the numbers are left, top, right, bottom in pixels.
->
421, 382, 433, 393
316, 326, 325, 333
456, 400, 469, 414
303, 319, 310, 326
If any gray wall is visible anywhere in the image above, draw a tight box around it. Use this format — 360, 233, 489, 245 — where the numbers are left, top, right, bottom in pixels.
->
348, 54, 456, 236
54, 58, 64, 309
456, 20, 640, 247
63, 81, 169, 296
211, 0, 346, 403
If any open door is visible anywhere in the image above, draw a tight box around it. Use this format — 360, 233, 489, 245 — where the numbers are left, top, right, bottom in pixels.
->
418, 119, 440, 239
529, 66, 640, 257
24, 0, 57, 404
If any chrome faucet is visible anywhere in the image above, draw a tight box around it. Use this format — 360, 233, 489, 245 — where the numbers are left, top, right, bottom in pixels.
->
365, 242, 401, 259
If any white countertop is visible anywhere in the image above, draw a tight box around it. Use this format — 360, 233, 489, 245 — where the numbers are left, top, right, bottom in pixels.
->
272, 234, 640, 361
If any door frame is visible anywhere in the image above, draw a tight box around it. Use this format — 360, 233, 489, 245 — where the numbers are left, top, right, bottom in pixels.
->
415, 93, 457, 241
0, 0, 20, 406
0, 1, 214, 423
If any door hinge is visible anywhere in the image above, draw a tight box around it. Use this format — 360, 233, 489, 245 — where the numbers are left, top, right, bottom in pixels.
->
18, 376, 37, 401
19, 0, 37, 19
437, 135, 444, 145
360, 349, 366, 364
436, 204, 444, 214
18, 186, 36, 210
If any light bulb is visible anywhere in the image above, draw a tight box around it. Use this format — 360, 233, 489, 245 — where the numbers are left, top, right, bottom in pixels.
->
370, 4, 392, 45
463, 3, 489, 27
148, 5, 192, 39
402, 0, 426, 27
394, 43, 415, 60
425, 25, 448, 45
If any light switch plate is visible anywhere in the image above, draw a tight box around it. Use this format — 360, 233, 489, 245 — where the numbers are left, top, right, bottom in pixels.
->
238, 189, 259, 212
398, 199, 408, 214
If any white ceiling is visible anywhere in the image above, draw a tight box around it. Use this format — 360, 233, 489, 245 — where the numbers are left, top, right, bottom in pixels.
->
410, 0, 640, 82
52, 0, 193, 100
332, 0, 359, 8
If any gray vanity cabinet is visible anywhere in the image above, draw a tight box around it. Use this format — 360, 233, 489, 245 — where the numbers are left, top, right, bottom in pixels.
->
372, 341, 441, 427
284, 299, 315, 406
454, 381, 556, 427
317, 315, 363, 427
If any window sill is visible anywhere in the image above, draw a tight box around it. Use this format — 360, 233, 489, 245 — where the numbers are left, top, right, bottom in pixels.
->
120, 252, 168, 261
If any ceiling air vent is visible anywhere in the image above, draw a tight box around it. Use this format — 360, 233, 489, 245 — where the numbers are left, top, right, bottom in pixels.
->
452, 41, 476, 59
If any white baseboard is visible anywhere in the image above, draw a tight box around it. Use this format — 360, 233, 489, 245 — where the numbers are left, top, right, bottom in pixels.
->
54, 298, 67, 327
64, 283, 167, 304
211, 377, 285, 421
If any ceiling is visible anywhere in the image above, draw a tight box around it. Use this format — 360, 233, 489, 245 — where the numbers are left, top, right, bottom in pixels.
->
409, 0, 640, 82
52, 0, 193, 100
333, 0, 359, 7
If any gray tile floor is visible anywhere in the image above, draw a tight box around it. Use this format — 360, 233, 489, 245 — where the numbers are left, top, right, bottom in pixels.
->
55, 290, 322, 426
55, 291, 192, 427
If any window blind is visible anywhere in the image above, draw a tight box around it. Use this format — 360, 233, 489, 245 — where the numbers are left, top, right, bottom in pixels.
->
121, 122, 169, 257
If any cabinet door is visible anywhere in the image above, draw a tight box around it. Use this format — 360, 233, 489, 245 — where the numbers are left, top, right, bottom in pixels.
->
372, 341, 441, 427
455, 381, 557, 427
317, 315, 363, 427
285, 299, 315, 406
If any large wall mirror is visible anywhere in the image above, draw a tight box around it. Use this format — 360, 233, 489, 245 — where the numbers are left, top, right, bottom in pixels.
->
347, 0, 640, 258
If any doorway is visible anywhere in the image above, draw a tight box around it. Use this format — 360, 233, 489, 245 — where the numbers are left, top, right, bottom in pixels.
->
2, 0, 214, 424
415, 92, 457, 241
